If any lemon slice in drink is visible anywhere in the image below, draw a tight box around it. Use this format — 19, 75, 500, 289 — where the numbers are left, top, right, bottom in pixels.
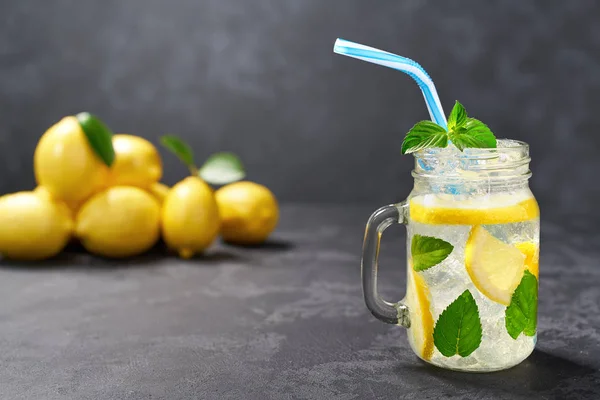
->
409, 196, 539, 225
406, 265, 434, 361
465, 226, 526, 305
516, 242, 539, 278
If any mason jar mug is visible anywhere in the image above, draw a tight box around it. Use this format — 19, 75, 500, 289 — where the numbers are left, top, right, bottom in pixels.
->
361, 140, 540, 372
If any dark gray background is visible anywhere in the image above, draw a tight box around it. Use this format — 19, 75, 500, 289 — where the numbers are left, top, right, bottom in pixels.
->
1, 0, 599, 212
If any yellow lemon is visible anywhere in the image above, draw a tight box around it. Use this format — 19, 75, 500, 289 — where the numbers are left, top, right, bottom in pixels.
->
0, 191, 73, 260
34, 185, 64, 203
465, 226, 526, 305
108, 134, 162, 188
147, 182, 170, 205
34, 185, 83, 217
406, 264, 435, 361
75, 186, 160, 258
515, 242, 539, 278
409, 196, 539, 225
34, 116, 109, 209
162, 177, 220, 259
215, 181, 279, 245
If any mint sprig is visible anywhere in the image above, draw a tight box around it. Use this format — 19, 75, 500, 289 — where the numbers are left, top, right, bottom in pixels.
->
505, 270, 538, 339
433, 289, 483, 357
401, 101, 497, 154
411, 234, 454, 272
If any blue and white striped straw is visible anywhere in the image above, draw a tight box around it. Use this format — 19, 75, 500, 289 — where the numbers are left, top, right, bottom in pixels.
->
333, 38, 447, 130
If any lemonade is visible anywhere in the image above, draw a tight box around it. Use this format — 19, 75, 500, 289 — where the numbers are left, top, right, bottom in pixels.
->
406, 190, 539, 371
361, 136, 540, 372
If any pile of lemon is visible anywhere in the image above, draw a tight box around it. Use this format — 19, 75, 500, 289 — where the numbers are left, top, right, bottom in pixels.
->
0, 113, 279, 261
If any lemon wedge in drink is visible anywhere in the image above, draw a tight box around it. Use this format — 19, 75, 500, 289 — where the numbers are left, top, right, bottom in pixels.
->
515, 242, 539, 278
406, 265, 435, 361
465, 226, 526, 305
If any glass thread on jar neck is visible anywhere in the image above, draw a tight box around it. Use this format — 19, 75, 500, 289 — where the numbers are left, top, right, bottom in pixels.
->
411, 139, 532, 195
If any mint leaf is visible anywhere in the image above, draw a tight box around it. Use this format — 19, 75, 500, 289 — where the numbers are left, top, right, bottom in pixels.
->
199, 152, 246, 185
161, 135, 196, 168
401, 121, 448, 154
433, 290, 482, 357
447, 101, 467, 130
505, 270, 538, 339
75, 112, 115, 167
449, 118, 497, 151
411, 234, 453, 271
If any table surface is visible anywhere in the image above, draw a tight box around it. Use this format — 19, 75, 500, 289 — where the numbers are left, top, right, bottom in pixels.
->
1, 205, 598, 400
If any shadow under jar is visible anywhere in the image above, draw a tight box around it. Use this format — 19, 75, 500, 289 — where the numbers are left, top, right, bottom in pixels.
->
362, 140, 540, 372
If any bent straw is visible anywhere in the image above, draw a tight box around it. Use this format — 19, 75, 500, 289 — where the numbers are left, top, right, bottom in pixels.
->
333, 38, 447, 130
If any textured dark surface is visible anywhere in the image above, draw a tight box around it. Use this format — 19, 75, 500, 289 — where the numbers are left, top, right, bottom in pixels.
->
1, 1, 600, 210
0, 205, 598, 400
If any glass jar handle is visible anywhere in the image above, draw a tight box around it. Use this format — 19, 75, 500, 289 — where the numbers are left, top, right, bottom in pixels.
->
361, 202, 410, 327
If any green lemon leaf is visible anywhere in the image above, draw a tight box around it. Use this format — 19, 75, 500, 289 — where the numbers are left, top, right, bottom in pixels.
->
401, 121, 448, 154
447, 100, 468, 130
198, 152, 246, 185
433, 290, 483, 357
449, 118, 497, 151
411, 234, 454, 271
75, 112, 115, 167
161, 135, 196, 168
505, 270, 538, 339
